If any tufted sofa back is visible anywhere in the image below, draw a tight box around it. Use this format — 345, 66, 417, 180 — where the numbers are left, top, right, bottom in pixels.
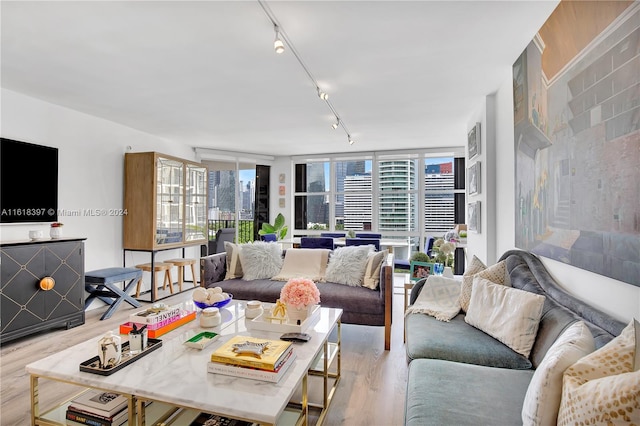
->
500, 250, 625, 368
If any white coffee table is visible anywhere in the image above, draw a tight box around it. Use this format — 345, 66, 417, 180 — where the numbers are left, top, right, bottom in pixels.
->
26, 301, 343, 425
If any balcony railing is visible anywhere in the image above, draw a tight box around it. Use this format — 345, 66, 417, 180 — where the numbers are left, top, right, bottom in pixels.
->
207, 219, 254, 243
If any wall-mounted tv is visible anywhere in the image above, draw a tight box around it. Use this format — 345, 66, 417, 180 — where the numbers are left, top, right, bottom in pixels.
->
1, 138, 58, 224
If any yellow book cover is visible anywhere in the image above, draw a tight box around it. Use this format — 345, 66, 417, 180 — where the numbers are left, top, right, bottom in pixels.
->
210, 335, 293, 370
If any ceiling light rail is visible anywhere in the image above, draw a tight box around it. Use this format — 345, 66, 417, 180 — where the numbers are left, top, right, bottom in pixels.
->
259, 0, 355, 146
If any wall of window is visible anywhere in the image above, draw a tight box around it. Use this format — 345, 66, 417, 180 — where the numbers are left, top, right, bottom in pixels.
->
292, 150, 465, 254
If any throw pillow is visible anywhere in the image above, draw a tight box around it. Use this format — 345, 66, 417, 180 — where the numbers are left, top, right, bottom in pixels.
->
521, 321, 595, 426
557, 320, 639, 426
224, 241, 243, 280
271, 248, 330, 282
238, 241, 284, 281
458, 255, 487, 312
325, 245, 373, 287
362, 249, 388, 290
465, 277, 545, 358
635, 318, 640, 372
459, 259, 508, 312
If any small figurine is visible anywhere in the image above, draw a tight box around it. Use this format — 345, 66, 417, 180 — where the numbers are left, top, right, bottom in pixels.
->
270, 299, 287, 323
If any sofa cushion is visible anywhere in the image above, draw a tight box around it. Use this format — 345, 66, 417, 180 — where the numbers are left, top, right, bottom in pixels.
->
224, 241, 243, 279
457, 255, 486, 310
459, 258, 507, 312
405, 359, 534, 426
465, 278, 545, 358
557, 319, 639, 425
521, 321, 595, 426
405, 313, 532, 369
325, 245, 373, 287
238, 241, 283, 280
362, 249, 388, 290
271, 248, 330, 282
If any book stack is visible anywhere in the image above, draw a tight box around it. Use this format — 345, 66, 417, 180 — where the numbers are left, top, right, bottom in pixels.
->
119, 305, 196, 338
207, 336, 295, 383
66, 390, 128, 426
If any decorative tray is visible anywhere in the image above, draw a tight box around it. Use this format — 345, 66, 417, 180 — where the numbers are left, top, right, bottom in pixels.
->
246, 305, 321, 333
79, 338, 162, 376
184, 331, 219, 350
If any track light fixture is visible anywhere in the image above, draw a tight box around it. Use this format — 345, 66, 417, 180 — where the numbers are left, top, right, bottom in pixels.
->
273, 25, 284, 54
260, 0, 357, 146
317, 87, 328, 101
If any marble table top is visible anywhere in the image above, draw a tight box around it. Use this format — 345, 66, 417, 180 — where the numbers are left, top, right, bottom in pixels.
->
26, 301, 343, 424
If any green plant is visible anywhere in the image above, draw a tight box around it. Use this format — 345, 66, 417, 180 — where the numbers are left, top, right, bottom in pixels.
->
258, 213, 288, 240
410, 251, 431, 263
347, 230, 356, 238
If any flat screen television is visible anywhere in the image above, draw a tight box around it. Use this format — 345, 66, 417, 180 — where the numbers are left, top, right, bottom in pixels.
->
0, 138, 58, 224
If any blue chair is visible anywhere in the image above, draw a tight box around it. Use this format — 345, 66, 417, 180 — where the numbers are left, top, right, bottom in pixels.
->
260, 233, 277, 242
395, 237, 435, 270
300, 237, 335, 250
356, 233, 382, 240
345, 238, 380, 251
320, 232, 346, 238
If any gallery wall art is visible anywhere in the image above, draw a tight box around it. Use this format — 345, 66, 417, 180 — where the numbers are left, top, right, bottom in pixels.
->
513, 2, 639, 287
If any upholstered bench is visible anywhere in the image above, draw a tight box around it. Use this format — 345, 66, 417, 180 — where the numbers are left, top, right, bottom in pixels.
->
84, 267, 143, 320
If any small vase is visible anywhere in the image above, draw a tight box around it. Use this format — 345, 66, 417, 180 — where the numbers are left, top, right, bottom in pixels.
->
286, 304, 313, 324
50, 227, 63, 239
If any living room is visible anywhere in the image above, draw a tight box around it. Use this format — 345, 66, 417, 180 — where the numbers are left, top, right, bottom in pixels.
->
1, 1, 639, 425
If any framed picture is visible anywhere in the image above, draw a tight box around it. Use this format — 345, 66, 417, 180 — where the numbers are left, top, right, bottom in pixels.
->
409, 261, 434, 282
279, 173, 285, 183
468, 161, 481, 195
279, 185, 285, 196
278, 198, 285, 208
468, 122, 481, 159
468, 201, 481, 233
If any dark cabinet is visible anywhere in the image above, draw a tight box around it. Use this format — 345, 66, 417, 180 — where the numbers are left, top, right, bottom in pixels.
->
1, 238, 85, 344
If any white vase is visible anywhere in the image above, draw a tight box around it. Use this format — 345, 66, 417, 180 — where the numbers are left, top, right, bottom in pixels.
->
50, 227, 63, 239
443, 267, 454, 278
286, 304, 313, 324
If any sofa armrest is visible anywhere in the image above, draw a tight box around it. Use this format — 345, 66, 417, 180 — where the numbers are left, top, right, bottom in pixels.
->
200, 253, 227, 288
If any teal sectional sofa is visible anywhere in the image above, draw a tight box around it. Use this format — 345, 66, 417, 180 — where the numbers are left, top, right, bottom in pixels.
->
404, 250, 625, 426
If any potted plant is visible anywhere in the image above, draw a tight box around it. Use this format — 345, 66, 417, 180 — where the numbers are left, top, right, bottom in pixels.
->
258, 213, 288, 240
279, 278, 320, 323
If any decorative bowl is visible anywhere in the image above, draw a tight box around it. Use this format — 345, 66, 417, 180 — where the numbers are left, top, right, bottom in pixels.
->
193, 294, 233, 310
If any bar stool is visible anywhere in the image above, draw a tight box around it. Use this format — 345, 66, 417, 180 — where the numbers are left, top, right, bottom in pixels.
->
135, 262, 174, 299
165, 258, 198, 291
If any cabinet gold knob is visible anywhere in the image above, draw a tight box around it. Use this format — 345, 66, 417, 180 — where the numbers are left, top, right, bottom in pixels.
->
39, 277, 55, 291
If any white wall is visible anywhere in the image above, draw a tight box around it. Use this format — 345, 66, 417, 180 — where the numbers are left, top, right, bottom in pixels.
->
1, 89, 203, 307
492, 77, 639, 323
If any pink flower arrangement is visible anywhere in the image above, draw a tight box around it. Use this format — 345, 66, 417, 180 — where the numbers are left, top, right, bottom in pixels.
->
280, 278, 320, 309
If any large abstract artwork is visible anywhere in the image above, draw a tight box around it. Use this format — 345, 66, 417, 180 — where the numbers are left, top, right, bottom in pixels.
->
513, 2, 639, 287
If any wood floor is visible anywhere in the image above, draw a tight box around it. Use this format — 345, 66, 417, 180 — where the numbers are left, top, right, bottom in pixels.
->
0, 283, 409, 426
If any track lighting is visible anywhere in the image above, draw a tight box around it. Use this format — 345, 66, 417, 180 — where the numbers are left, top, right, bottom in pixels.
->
317, 87, 328, 101
274, 26, 284, 54
260, 0, 357, 146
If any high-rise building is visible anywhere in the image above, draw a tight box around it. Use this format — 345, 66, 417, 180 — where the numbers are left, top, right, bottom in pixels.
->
425, 162, 455, 234
379, 160, 416, 231
306, 163, 328, 226
343, 173, 372, 230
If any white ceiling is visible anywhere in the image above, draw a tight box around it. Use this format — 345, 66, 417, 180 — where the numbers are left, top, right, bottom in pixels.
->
1, 0, 559, 157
